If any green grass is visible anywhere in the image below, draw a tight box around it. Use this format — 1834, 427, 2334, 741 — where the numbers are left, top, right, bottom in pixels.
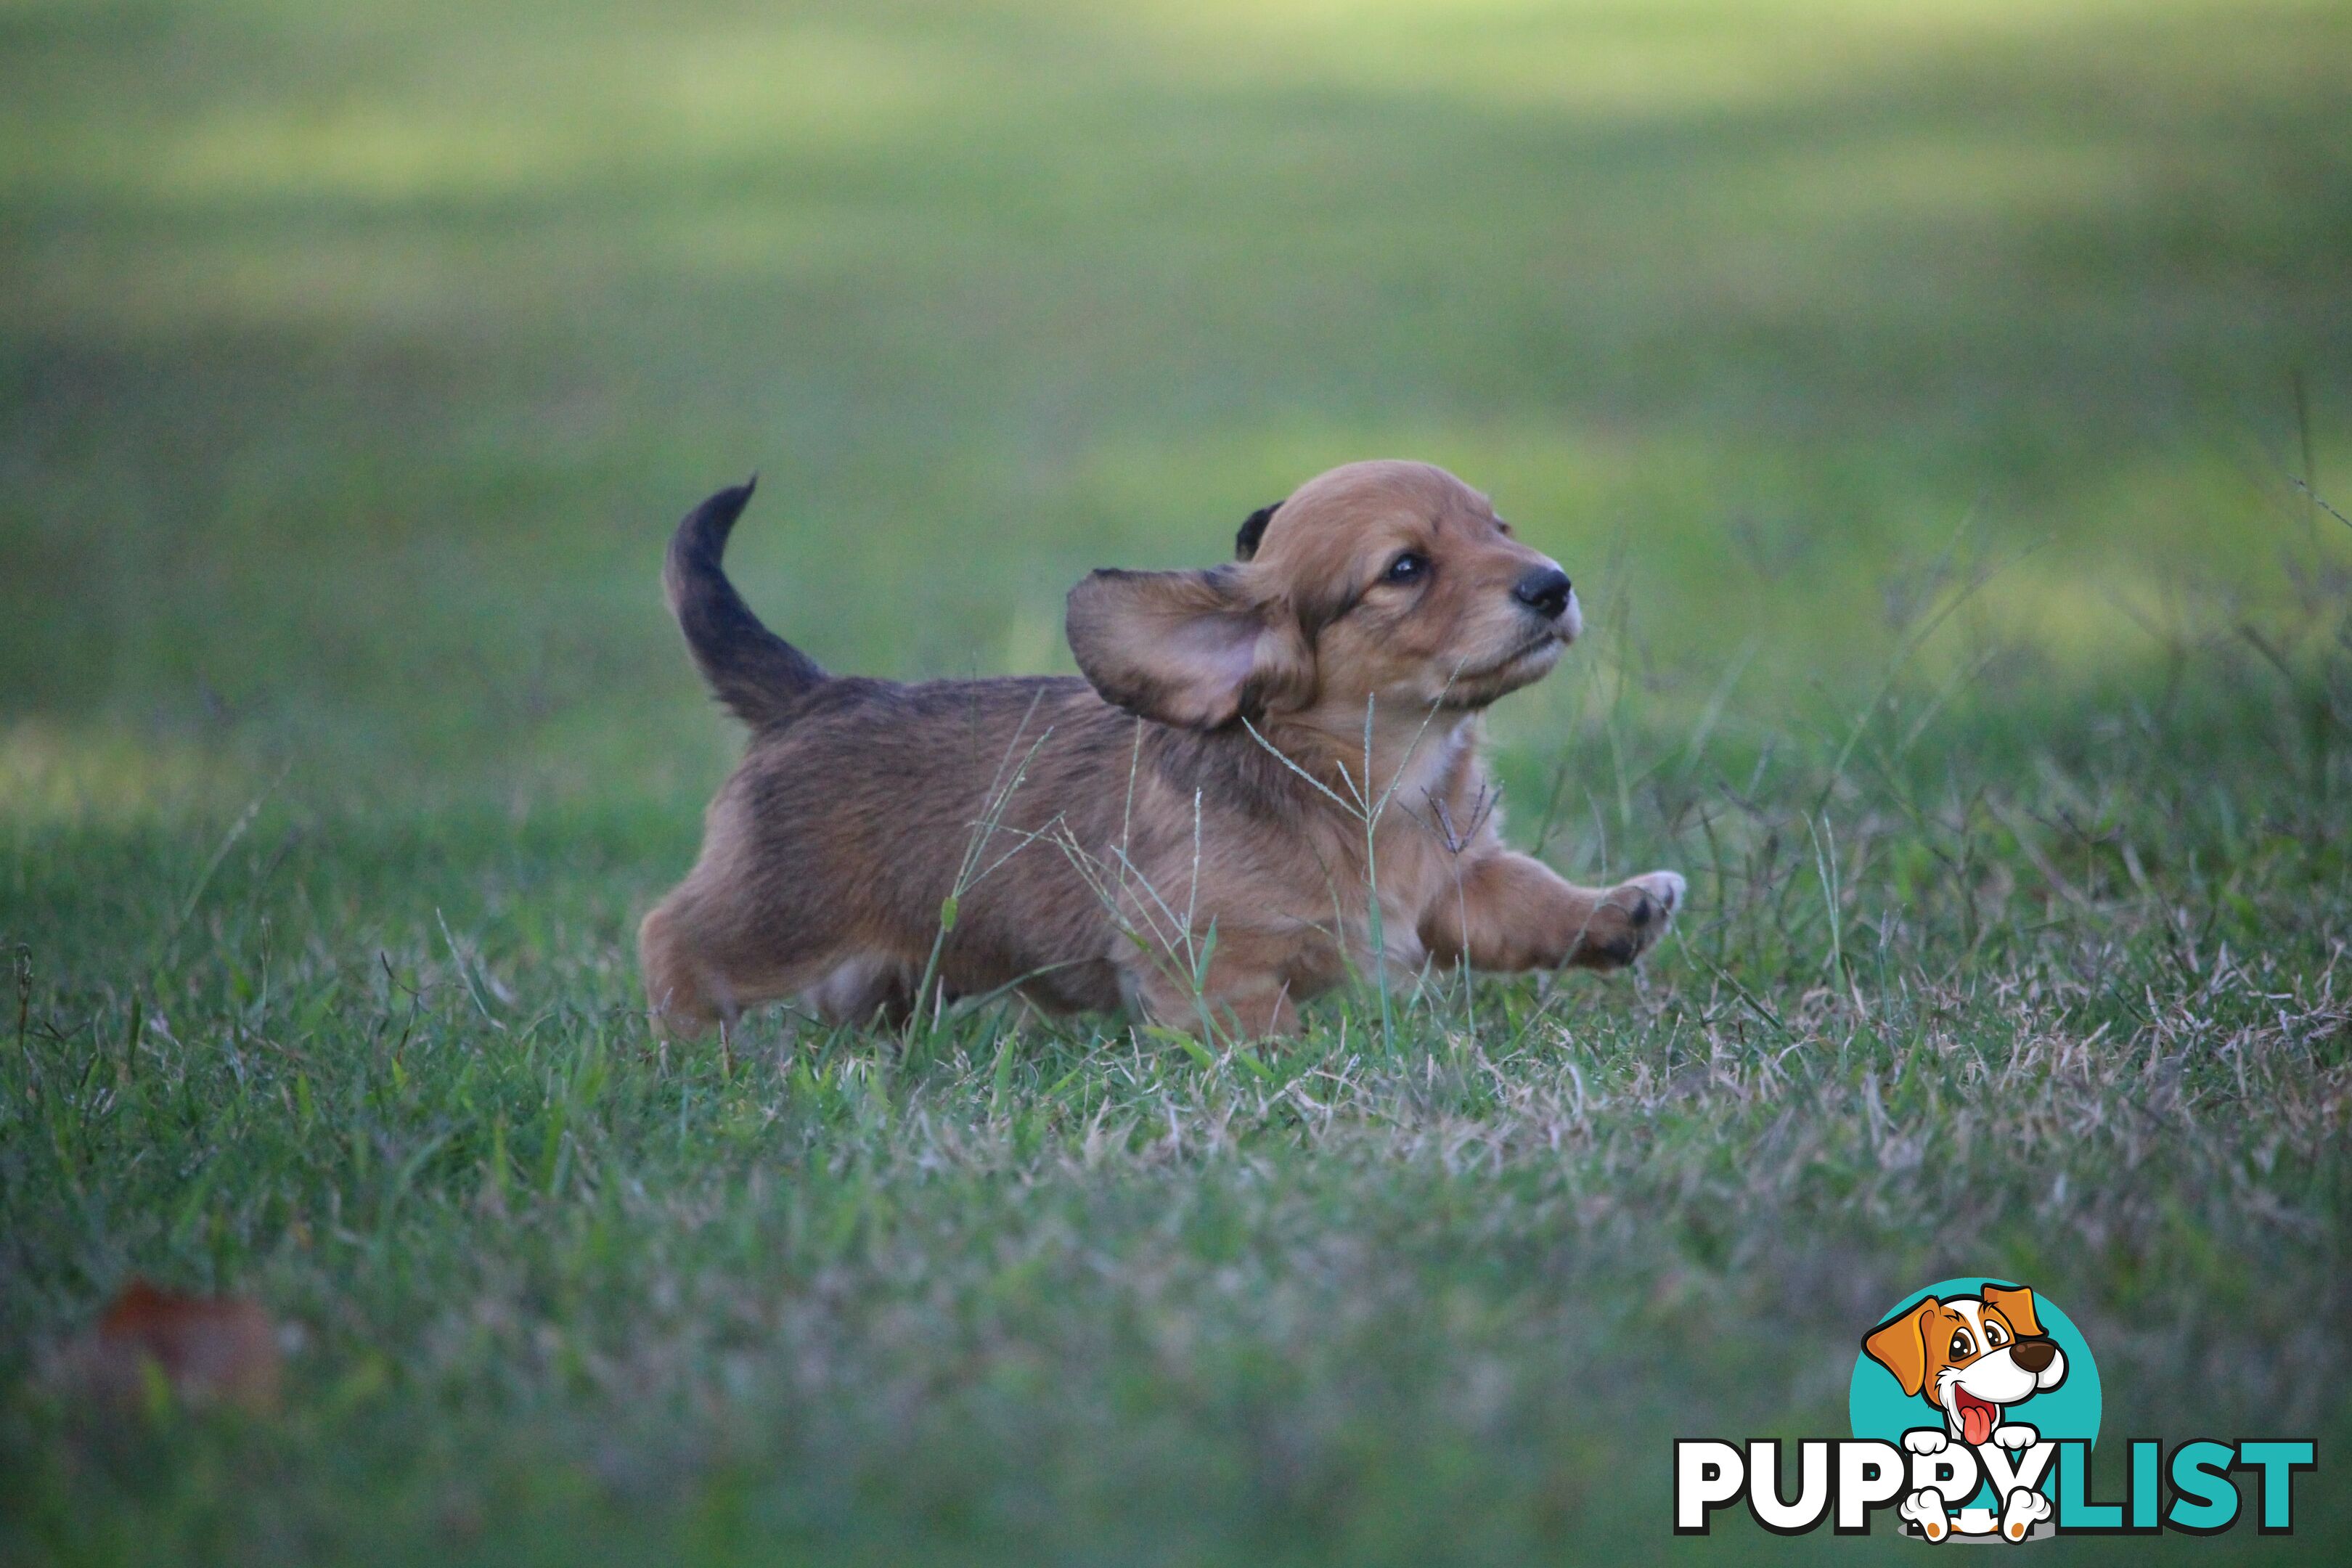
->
4, 0, 2351, 1561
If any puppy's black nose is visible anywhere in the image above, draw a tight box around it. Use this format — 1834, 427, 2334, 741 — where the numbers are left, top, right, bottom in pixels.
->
2012, 1339, 2057, 1374
1514, 567, 1572, 619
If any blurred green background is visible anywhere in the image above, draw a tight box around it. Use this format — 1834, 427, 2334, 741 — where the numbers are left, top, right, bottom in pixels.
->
5, 0, 2347, 817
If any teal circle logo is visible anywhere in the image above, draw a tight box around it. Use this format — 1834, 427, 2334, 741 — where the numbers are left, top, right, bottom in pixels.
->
1850, 1278, 2100, 1520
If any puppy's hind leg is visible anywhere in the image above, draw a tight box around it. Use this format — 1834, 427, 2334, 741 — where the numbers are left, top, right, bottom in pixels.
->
804, 953, 923, 1029
1132, 960, 1300, 1043
640, 897, 727, 1037
637, 879, 842, 1040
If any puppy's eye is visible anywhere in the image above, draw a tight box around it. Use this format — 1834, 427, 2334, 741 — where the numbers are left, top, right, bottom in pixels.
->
1384, 551, 1430, 584
1950, 1330, 1975, 1359
1985, 1323, 2008, 1347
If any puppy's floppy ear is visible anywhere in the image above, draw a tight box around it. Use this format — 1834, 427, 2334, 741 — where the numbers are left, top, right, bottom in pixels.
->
1235, 501, 1283, 561
1863, 1299, 1939, 1397
1066, 565, 1307, 730
1980, 1284, 2044, 1339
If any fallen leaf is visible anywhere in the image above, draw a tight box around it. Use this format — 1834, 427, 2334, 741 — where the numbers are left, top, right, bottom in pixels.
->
78, 1278, 282, 1414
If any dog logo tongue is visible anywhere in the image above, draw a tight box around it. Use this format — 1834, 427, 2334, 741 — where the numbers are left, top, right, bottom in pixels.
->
1956, 1389, 1997, 1446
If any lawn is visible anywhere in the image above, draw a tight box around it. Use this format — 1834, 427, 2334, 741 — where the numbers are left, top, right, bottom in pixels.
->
3, 0, 2351, 1561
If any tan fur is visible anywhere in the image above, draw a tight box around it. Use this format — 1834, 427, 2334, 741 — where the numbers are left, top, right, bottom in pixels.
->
641, 459, 1684, 1039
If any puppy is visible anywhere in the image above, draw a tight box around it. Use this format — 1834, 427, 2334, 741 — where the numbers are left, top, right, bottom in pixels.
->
640, 460, 1684, 1039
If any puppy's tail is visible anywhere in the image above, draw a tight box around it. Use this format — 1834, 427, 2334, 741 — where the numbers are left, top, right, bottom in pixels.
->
663, 478, 827, 731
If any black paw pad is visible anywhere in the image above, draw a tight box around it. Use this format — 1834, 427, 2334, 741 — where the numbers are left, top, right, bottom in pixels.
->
1593, 933, 1641, 965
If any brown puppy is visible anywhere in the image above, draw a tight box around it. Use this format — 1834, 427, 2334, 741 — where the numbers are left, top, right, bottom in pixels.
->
640, 460, 1684, 1039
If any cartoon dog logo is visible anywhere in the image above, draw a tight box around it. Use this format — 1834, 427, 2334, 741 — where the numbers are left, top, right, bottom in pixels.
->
1863, 1284, 2069, 1540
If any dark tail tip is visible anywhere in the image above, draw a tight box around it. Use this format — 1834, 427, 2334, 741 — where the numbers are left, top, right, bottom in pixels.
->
671, 476, 759, 566
663, 478, 825, 731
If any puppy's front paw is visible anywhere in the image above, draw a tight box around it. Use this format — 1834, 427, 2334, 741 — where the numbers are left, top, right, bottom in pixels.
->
1990, 1424, 2039, 1451
1571, 870, 1686, 969
1903, 1428, 1950, 1455
1629, 870, 1686, 919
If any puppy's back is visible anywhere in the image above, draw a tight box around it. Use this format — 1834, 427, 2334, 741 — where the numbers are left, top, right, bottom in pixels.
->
662, 675, 1140, 1019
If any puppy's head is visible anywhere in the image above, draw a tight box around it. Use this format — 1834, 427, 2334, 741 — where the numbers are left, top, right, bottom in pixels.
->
1862, 1285, 2067, 1445
1066, 460, 1579, 731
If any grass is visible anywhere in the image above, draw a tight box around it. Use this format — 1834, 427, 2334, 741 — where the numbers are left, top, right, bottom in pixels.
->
4, 0, 2352, 1561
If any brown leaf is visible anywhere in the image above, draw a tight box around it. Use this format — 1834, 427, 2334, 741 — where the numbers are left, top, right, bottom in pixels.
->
76, 1278, 282, 1414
